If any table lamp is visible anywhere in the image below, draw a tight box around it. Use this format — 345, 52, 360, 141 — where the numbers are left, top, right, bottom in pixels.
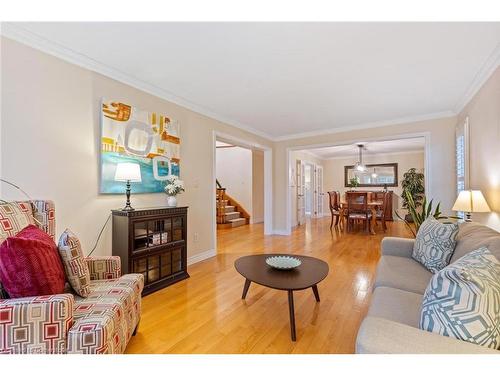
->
452, 190, 490, 222
114, 163, 142, 211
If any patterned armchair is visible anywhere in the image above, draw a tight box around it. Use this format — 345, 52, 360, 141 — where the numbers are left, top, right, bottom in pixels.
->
0, 200, 143, 354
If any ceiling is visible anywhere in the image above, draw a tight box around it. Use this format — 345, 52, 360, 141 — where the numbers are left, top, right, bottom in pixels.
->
3, 22, 500, 140
305, 137, 425, 159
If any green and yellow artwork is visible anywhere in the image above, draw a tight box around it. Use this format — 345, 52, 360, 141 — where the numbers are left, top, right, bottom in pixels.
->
100, 100, 180, 193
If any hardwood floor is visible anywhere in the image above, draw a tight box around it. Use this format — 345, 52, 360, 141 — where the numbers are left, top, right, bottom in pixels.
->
125, 217, 412, 354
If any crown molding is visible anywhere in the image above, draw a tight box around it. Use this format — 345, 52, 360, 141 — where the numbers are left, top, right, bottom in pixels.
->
0, 22, 276, 141
273, 111, 456, 142
5, 22, 492, 143
453, 42, 500, 114
293, 149, 327, 161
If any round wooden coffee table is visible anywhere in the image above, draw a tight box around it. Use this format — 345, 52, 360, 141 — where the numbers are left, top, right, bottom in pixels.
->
234, 254, 329, 341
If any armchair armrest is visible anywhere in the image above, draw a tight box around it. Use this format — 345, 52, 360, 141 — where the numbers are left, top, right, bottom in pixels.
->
356, 317, 498, 354
0, 294, 74, 354
86, 256, 121, 280
381, 237, 415, 258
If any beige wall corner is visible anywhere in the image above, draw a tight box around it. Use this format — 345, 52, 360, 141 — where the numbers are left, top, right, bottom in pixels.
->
0, 36, 272, 258
251, 150, 264, 224
458, 66, 500, 231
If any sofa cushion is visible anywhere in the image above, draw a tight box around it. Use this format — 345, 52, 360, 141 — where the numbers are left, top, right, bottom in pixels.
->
58, 229, 91, 298
420, 247, 500, 349
0, 201, 35, 244
67, 274, 144, 354
375, 255, 433, 294
0, 225, 66, 298
412, 218, 459, 273
368, 287, 423, 328
451, 222, 500, 263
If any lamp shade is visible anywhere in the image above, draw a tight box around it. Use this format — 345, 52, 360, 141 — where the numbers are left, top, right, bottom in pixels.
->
114, 163, 142, 182
452, 190, 491, 213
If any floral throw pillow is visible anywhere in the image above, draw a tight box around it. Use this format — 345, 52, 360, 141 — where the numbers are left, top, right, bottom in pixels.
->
58, 229, 91, 297
412, 217, 459, 273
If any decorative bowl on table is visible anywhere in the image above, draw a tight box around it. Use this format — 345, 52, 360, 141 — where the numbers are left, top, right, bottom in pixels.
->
265, 255, 302, 270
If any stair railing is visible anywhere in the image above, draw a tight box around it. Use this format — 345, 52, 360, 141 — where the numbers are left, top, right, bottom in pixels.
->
216, 184, 227, 224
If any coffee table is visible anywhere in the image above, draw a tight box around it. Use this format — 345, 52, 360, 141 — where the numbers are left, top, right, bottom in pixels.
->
234, 254, 329, 341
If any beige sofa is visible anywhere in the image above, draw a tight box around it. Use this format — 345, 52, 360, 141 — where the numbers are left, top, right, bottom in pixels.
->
356, 222, 500, 354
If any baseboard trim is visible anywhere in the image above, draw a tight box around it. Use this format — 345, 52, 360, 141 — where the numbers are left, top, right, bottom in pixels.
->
187, 248, 216, 266
272, 229, 292, 236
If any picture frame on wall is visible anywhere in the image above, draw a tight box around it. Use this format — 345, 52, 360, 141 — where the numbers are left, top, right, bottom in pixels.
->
100, 99, 181, 193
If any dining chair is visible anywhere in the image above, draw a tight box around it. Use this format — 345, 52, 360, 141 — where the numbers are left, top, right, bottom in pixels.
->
375, 191, 391, 231
327, 191, 342, 229
345, 191, 371, 232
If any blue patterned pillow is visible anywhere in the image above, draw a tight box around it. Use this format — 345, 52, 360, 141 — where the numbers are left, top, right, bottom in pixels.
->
412, 218, 459, 273
420, 247, 500, 349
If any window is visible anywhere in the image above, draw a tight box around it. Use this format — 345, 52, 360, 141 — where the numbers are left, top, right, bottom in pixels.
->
455, 117, 470, 218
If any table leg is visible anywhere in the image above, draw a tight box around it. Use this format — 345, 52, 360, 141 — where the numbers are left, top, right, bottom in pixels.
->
287, 290, 297, 341
241, 279, 251, 299
311, 284, 320, 302
370, 207, 377, 234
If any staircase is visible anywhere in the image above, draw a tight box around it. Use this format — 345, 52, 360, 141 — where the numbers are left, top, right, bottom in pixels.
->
216, 182, 250, 229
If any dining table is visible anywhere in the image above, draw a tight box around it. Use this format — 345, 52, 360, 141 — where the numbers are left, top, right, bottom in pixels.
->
339, 200, 383, 234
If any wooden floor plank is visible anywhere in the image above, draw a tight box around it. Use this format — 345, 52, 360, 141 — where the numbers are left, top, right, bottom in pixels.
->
125, 217, 411, 354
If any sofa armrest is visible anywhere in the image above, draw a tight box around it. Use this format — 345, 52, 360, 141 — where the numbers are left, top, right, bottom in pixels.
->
86, 256, 121, 280
356, 317, 498, 354
0, 294, 74, 354
381, 237, 415, 258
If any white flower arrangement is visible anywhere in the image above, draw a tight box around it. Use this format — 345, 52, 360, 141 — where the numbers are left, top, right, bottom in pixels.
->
164, 175, 185, 196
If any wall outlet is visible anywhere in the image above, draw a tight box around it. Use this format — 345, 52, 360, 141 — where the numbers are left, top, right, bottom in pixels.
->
193, 232, 199, 243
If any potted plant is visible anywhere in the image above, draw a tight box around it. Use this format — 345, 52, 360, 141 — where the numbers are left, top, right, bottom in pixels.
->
164, 175, 185, 207
395, 190, 444, 236
400, 168, 425, 221
348, 177, 360, 191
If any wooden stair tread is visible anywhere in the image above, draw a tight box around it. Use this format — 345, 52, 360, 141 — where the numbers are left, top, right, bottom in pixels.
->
228, 218, 245, 222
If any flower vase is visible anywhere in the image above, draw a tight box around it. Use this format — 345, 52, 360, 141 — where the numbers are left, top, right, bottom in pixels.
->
167, 195, 177, 207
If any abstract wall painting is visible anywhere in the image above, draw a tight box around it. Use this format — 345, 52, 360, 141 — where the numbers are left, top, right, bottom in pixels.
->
100, 99, 180, 193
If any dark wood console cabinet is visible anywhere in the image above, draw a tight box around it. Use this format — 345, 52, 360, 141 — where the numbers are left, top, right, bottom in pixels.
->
112, 206, 189, 296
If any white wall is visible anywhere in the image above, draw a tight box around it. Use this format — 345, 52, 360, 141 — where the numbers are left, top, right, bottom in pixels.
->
216, 145, 252, 216
0, 37, 272, 259
322, 151, 425, 216
458, 66, 500, 231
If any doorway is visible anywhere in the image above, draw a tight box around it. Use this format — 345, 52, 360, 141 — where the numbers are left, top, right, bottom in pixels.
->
287, 134, 430, 234
294, 157, 324, 226
212, 131, 273, 253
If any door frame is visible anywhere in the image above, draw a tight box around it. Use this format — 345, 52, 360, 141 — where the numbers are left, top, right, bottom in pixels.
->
314, 164, 324, 218
212, 131, 273, 251
285, 132, 431, 235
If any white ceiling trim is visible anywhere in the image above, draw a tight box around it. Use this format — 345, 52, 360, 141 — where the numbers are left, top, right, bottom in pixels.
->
296, 149, 327, 161
2, 22, 498, 142
321, 149, 425, 161
0, 22, 275, 141
272, 110, 455, 141
453, 42, 500, 113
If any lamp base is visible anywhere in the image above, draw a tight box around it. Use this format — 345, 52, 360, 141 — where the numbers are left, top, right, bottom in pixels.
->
464, 212, 472, 222
121, 180, 135, 211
